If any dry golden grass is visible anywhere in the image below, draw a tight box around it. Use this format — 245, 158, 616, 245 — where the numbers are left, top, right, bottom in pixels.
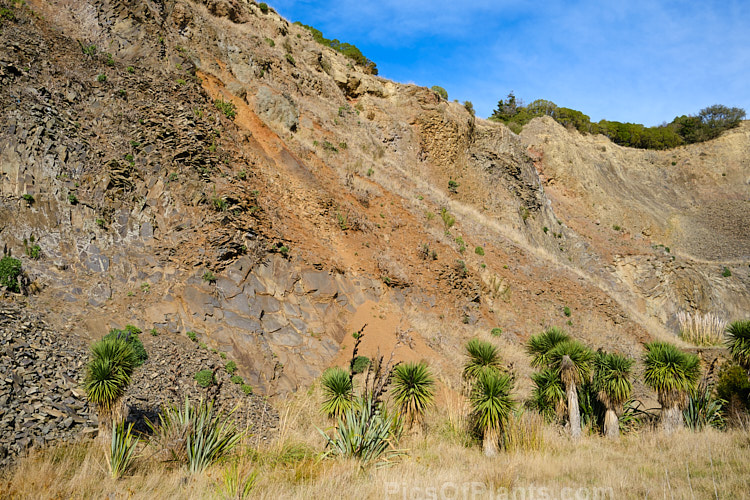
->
3, 387, 750, 499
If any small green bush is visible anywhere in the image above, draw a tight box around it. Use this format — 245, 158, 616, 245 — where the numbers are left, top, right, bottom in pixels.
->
0, 8, 14, 23
241, 384, 253, 395
231, 375, 244, 384
716, 363, 750, 412
104, 326, 147, 366
150, 328, 159, 336
285, 54, 295, 65
214, 98, 236, 119
563, 306, 571, 317
258, 2, 269, 13
187, 331, 198, 342
126, 66, 134, 73
194, 369, 214, 388
430, 85, 448, 100
722, 267, 732, 277
96, 218, 106, 228
68, 193, 78, 205
81, 44, 97, 56
26, 244, 41, 260
199, 342, 208, 350
225, 361, 237, 374
264, 37, 275, 47
0, 256, 22, 293
97, 74, 107, 82
351, 355, 370, 374
491, 328, 503, 337
203, 271, 216, 283
22, 194, 34, 203
475, 246, 485, 256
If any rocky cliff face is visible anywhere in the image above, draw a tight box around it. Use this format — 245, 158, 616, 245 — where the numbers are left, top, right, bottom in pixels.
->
1, 0, 748, 411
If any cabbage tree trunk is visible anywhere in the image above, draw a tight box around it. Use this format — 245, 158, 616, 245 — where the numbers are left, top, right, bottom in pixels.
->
567, 383, 581, 439
661, 405, 683, 434
98, 400, 128, 447
482, 427, 499, 457
604, 408, 619, 439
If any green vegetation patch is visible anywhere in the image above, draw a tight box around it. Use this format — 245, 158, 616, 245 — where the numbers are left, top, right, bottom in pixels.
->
490, 92, 746, 150
0, 256, 22, 293
293, 21, 377, 75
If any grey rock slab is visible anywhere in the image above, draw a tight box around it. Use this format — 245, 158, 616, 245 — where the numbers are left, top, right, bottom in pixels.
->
268, 326, 303, 347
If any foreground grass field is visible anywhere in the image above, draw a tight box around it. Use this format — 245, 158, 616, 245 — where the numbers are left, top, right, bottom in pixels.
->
3, 385, 749, 500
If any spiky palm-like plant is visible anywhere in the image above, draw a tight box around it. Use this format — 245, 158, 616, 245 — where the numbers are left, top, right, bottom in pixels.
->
593, 352, 634, 439
643, 342, 700, 433
470, 371, 515, 456
547, 340, 594, 439
529, 368, 566, 422
320, 394, 403, 465
109, 419, 139, 478
320, 367, 354, 420
726, 320, 750, 374
463, 339, 502, 380
527, 327, 570, 368
84, 337, 138, 443
392, 362, 435, 429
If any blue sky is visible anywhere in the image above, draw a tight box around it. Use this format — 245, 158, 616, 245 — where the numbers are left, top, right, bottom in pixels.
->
270, 0, 749, 126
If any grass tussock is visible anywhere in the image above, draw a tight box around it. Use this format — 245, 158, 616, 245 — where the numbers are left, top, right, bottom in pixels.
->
3, 383, 750, 499
677, 310, 727, 346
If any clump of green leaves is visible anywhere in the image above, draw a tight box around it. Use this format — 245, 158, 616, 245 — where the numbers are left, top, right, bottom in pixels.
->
475, 246, 485, 256
440, 207, 456, 232
225, 361, 237, 374
22, 236, 39, 261
104, 326, 148, 367
258, 2, 269, 13
214, 98, 236, 119
81, 43, 97, 56
241, 384, 253, 395
320, 367, 353, 419
293, 22, 377, 74
350, 355, 370, 375
431, 86, 448, 100
97, 74, 107, 82
67, 193, 78, 204
109, 420, 139, 478
194, 369, 215, 388
187, 331, 198, 342
230, 375, 244, 384
147, 397, 243, 473
0, 256, 23, 293
722, 267, 732, 277
563, 306, 571, 317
